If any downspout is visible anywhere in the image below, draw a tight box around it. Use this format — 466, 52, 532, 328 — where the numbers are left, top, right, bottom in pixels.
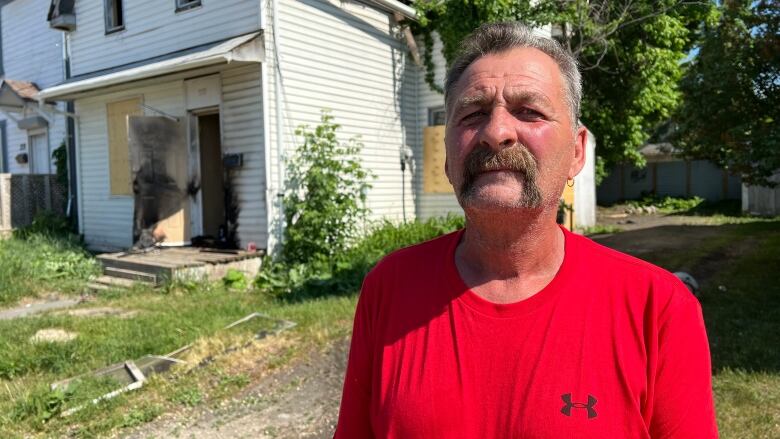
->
260, 0, 274, 252
272, 0, 285, 255
62, 31, 80, 232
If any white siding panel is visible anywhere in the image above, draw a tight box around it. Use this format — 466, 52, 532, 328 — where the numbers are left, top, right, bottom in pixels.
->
221, 65, 267, 248
69, 0, 261, 77
264, 0, 417, 238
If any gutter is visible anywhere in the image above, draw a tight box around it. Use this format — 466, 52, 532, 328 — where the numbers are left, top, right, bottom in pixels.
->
370, 0, 417, 21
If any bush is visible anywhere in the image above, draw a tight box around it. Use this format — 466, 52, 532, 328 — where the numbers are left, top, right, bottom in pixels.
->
256, 215, 465, 299
627, 195, 705, 213
282, 111, 374, 264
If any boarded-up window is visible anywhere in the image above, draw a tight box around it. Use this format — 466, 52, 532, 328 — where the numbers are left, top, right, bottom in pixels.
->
106, 97, 142, 196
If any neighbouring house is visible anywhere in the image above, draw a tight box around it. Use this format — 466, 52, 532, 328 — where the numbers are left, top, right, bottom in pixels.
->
0, 0, 75, 234
597, 142, 742, 205
29, 0, 597, 255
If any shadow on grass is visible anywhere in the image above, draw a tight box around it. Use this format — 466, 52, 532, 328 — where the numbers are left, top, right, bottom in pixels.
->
594, 220, 780, 373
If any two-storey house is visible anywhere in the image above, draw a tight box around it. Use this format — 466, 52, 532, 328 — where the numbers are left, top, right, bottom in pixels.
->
39, 0, 422, 252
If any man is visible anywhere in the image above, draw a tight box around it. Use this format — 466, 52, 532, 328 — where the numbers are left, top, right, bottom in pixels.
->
335, 22, 717, 438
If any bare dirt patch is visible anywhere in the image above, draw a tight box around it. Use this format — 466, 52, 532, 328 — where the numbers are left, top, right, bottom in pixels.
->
124, 339, 348, 439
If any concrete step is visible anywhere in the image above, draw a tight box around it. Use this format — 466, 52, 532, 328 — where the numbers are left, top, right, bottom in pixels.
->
97, 257, 173, 281
104, 266, 158, 284
93, 275, 138, 289
86, 282, 112, 292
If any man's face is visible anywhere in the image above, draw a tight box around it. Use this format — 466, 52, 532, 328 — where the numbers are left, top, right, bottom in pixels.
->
444, 47, 586, 213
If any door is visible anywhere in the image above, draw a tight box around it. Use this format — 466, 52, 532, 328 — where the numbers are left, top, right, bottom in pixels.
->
197, 113, 225, 238
128, 116, 190, 246
30, 132, 49, 174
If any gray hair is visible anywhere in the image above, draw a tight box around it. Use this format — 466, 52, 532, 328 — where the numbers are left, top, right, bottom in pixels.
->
445, 22, 582, 126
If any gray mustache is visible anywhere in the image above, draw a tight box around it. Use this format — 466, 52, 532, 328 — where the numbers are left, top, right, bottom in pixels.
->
459, 144, 543, 208
464, 144, 538, 182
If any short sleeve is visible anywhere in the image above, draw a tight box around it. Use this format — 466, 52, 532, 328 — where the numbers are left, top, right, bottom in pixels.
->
333, 273, 377, 438
649, 287, 718, 438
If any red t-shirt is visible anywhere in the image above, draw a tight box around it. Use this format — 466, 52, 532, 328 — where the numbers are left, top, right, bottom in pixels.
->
334, 227, 718, 438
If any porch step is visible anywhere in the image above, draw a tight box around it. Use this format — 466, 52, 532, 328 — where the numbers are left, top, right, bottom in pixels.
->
86, 275, 140, 293
104, 267, 158, 284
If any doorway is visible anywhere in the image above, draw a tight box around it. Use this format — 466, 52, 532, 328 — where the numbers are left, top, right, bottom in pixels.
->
29, 132, 50, 174
197, 113, 225, 239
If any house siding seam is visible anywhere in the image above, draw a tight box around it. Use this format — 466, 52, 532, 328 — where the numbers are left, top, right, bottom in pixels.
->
68, 0, 262, 77
263, 0, 417, 243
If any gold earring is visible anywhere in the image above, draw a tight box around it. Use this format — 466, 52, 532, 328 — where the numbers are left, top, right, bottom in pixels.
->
567, 178, 575, 188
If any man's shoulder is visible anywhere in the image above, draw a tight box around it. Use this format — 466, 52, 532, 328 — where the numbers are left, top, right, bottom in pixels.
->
367, 229, 460, 281
568, 231, 697, 309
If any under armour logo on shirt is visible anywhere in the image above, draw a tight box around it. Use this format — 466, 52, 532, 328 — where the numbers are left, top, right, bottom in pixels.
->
560, 393, 598, 419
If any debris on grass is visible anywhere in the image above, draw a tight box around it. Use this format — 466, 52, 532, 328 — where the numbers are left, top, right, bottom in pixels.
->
57, 306, 138, 319
47, 312, 297, 417
30, 328, 78, 343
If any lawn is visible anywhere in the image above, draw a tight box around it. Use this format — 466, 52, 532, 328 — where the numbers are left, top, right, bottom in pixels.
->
0, 213, 777, 437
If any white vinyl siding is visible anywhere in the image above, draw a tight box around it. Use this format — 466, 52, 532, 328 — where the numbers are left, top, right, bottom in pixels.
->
221, 65, 267, 248
264, 0, 418, 237
69, 0, 262, 77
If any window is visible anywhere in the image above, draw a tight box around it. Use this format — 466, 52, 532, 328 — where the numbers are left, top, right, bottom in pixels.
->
428, 107, 446, 126
176, 0, 202, 12
104, 0, 124, 34
107, 98, 142, 196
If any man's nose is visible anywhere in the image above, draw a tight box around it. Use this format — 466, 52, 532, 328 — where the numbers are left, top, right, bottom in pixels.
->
479, 107, 517, 150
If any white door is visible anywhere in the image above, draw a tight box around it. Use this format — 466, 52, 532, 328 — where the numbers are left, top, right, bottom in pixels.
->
30, 133, 50, 174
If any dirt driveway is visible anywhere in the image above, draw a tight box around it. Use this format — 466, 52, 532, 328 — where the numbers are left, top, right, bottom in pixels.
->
125, 210, 746, 438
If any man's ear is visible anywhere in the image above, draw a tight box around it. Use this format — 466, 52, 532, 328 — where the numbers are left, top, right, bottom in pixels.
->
568, 125, 588, 179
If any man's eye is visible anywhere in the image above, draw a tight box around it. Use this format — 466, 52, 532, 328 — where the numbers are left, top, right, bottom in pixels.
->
516, 108, 543, 119
463, 111, 487, 121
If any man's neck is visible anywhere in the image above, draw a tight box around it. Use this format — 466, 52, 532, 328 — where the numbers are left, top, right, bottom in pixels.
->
455, 209, 566, 304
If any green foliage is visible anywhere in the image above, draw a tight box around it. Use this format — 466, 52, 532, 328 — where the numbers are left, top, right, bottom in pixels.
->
282, 111, 374, 264
52, 141, 68, 187
0, 219, 99, 305
222, 268, 248, 290
256, 215, 465, 299
13, 211, 72, 240
674, 0, 779, 186
627, 195, 704, 213
411, 0, 711, 181
578, 224, 622, 236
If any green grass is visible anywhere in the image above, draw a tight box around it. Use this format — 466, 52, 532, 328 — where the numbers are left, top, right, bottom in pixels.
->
0, 233, 99, 306
0, 282, 357, 437
578, 224, 623, 236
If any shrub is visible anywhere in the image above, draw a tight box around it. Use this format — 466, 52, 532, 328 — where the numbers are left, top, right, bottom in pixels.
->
256, 215, 465, 299
282, 111, 374, 264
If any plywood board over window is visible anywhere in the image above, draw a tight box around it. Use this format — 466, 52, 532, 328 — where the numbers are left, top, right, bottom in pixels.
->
423, 126, 453, 193
107, 97, 142, 196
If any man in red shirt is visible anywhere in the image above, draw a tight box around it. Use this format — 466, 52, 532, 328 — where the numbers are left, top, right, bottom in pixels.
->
335, 22, 718, 438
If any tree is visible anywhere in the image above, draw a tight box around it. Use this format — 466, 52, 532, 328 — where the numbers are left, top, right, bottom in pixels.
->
412, 0, 711, 180
674, 0, 779, 186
